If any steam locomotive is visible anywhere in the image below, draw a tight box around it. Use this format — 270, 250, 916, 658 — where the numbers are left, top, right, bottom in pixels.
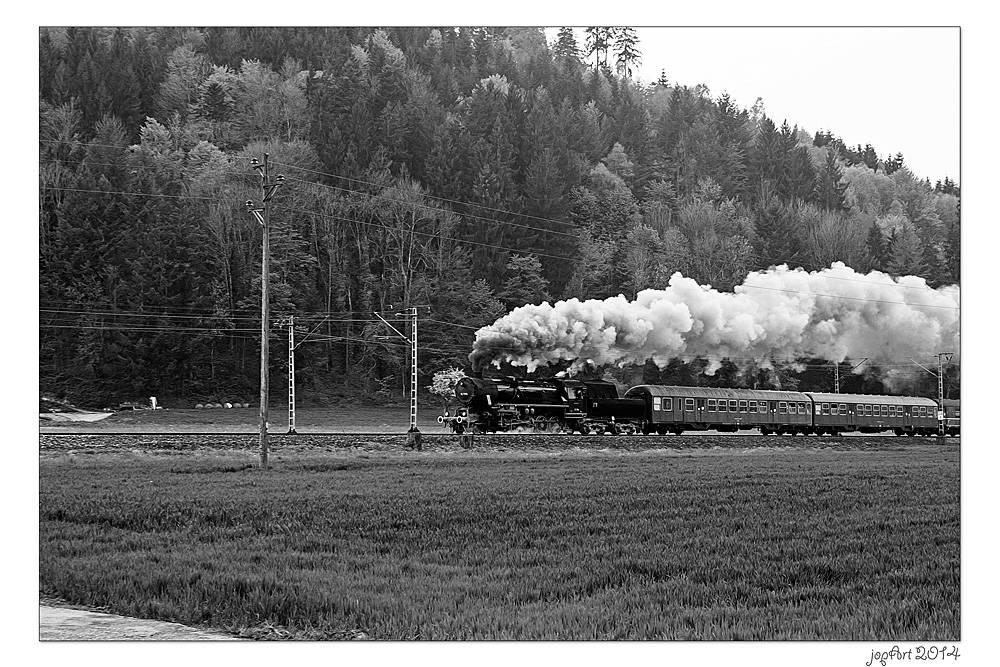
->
438, 376, 960, 437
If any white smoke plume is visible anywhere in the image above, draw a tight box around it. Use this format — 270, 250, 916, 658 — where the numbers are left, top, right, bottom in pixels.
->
469, 263, 960, 375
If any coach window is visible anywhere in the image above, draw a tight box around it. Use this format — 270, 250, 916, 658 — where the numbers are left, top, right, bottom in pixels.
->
839, 403, 847, 414
739, 400, 748, 413
663, 398, 672, 411
889, 405, 897, 417
749, 400, 757, 412
882, 405, 889, 416
729, 400, 737, 412
778, 402, 787, 414
708, 399, 717, 412
653, 397, 661, 411
822, 403, 830, 415
799, 403, 807, 414
830, 404, 838, 415
685, 398, 695, 410
762, 402, 770, 413
955, 409, 960, 418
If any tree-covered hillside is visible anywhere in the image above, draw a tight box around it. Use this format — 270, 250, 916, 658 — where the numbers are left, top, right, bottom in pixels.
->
39, 27, 960, 406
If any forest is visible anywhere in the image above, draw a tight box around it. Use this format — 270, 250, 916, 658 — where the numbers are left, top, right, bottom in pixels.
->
38, 27, 961, 407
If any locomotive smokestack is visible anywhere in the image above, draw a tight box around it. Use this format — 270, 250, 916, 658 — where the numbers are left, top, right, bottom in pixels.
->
469, 262, 960, 376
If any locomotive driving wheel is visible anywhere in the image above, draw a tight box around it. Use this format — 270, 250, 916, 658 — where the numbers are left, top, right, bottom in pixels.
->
533, 417, 560, 433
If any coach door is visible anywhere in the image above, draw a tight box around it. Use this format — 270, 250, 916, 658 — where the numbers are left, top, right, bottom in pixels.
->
681, 396, 696, 423
696, 398, 706, 423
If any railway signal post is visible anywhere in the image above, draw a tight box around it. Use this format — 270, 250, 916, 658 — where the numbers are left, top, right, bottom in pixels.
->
247, 154, 284, 467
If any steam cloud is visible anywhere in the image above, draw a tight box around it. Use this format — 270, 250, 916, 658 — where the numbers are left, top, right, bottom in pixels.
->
469, 263, 960, 375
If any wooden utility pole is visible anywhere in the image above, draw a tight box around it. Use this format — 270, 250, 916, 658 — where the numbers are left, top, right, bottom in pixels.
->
246, 155, 284, 467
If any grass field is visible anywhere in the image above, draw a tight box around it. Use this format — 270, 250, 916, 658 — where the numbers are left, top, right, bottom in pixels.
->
38, 439, 960, 641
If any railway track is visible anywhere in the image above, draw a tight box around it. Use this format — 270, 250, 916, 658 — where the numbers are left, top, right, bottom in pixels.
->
39, 431, 957, 455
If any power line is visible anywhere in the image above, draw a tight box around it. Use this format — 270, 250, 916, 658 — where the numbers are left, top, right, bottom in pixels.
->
282, 204, 577, 263
38, 184, 959, 309
281, 174, 581, 240
270, 159, 582, 232
46, 156, 944, 293
41, 139, 959, 295
39, 183, 578, 262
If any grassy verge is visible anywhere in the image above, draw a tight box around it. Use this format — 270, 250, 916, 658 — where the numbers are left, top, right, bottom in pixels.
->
39, 446, 959, 640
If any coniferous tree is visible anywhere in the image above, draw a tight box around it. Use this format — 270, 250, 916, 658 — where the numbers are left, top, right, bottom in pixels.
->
866, 223, 891, 271
583, 27, 613, 69
611, 27, 641, 79
886, 224, 924, 276
499, 254, 551, 309
552, 27, 581, 62
814, 148, 848, 211
944, 199, 960, 283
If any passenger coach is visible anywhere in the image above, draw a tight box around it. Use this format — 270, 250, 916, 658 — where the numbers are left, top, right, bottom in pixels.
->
804, 392, 938, 436
624, 385, 812, 435
940, 399, 961, 436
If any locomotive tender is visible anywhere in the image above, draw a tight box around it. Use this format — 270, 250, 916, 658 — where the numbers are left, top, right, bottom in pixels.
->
439, 376, 959, 437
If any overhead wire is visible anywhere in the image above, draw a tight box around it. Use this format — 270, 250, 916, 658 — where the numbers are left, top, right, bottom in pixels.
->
269, 159, 583, 232
39, 155, 961, 311
280, 174, 581, 240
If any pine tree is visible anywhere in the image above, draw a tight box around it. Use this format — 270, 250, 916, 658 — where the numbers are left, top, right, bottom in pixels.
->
750, 115, 782, 198
886, 225, 924, 277
782, 146, 816, 204
611, 27, 642, 79
754, 197, 804, 267
499, 254, 551, 309
883, 152, 905, 175
866, 223, 890, 271
584, 27, 613, 69
553, 27, 580, 61
814, 148, 848, 211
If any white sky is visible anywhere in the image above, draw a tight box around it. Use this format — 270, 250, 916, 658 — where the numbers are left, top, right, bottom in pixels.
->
547, 27, 960, 185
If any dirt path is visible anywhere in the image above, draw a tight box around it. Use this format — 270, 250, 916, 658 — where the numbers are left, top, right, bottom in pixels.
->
39, 602, 242, 641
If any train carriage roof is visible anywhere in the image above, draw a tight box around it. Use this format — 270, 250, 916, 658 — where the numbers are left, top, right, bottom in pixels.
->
625, 385, 810, 402
805, 392, 938, 406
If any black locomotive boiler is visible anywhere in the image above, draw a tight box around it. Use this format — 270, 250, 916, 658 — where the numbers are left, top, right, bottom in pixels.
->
438, 376, 645, 434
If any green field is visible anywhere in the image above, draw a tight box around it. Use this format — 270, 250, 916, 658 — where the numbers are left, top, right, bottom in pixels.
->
39, 442, 960, 640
